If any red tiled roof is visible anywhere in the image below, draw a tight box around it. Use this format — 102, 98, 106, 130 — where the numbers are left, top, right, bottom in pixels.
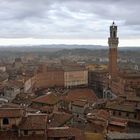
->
0, 108, 24, 118
97, 109, 110, 120
106, 103, 136, 113
33, 93, 60, 105
87, 109, 109, 122
72, 100, 88, 107
48, 127, 85, 140
0, 131, 46, 140
64, 88, 97, 103
40, 106, 53, 113
19, 114, 47, 130
109, 117, 128, 127
48, 112, 73, 127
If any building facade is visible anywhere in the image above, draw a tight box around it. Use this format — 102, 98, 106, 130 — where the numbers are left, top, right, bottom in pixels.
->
35, 66, 64, 88
64, 67, 88, 87
35, 65, 88, 88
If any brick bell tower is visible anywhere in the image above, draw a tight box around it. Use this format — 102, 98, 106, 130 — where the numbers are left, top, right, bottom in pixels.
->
108, 21, 119, 80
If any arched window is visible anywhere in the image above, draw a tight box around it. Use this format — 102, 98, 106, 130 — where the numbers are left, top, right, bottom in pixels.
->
3, 117, 9, 125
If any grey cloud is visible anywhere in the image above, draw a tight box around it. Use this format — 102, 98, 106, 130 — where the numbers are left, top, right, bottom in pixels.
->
0, 0, 139, 39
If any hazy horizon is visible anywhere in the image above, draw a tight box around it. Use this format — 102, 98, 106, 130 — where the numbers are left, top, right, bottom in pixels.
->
0, 38, 140, 47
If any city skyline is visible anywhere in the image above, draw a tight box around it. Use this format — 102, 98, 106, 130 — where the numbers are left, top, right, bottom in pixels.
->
0, 0, 140, 46
0, 8, 139, 139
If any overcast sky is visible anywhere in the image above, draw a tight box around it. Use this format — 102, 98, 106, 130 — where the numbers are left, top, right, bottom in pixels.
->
0, 0, 140, 46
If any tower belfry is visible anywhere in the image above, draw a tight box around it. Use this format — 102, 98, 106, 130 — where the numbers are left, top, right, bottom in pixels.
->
108, 21, 119, 79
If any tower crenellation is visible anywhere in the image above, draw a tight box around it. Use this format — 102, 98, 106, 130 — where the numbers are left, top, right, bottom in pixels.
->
108, 21, 119, 48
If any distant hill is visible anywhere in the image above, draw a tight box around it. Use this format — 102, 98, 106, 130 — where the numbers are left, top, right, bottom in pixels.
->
0, 44, 106, 51
118, 47, 140, 51
0, 45, 139, 52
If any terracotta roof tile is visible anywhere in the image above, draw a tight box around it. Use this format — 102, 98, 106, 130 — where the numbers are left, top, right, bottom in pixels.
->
19, 114, 47, 130
33, 93, 59, 105
40, 106, 53, 113
72, 100, 88, 107
48, 112, 73, 127
106, 103, 136, 113
109, 117, 128, 127
65, 88, 97, 103
48, 127, 85, 140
